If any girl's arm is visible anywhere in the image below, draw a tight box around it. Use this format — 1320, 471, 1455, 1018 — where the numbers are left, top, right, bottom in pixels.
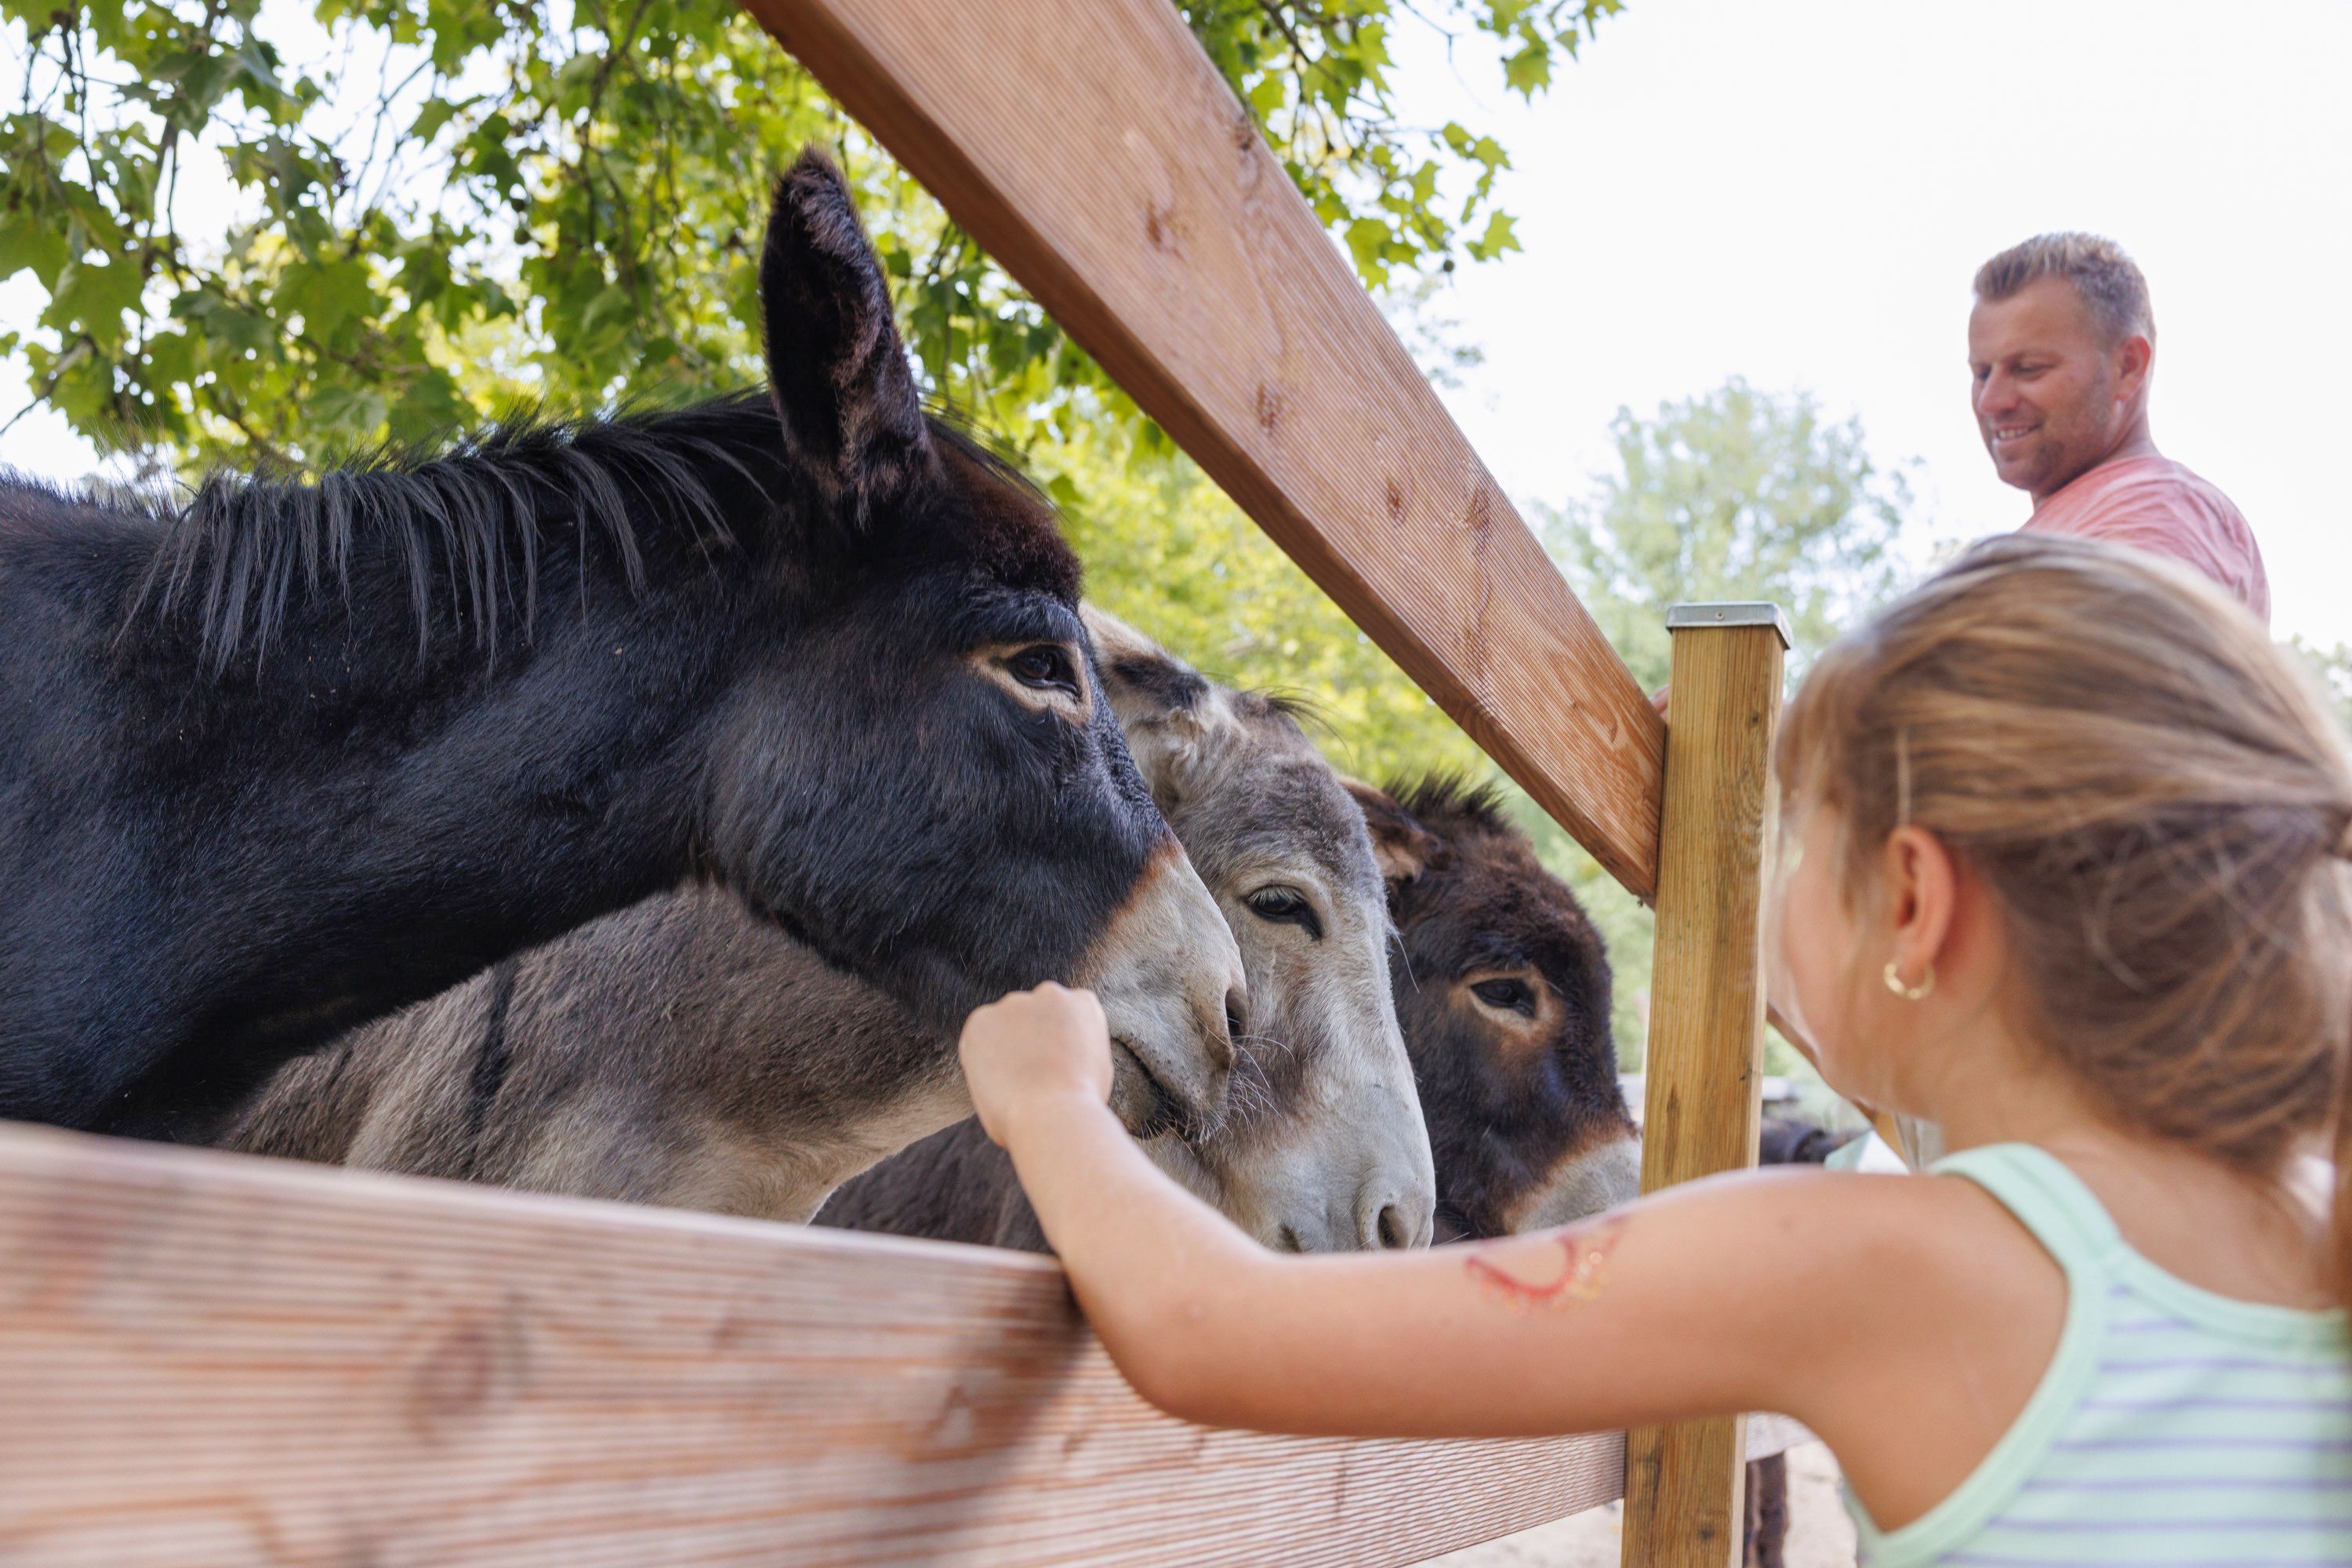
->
960, 985, 2003, 1446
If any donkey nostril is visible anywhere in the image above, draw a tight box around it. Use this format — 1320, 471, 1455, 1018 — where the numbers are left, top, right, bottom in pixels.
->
1222, 987, 1248, 1050
1376, 1203, 1409, 1250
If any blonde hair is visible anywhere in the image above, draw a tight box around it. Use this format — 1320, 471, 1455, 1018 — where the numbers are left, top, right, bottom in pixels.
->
1778, 535, 2352, 1294
1974, 232, 2154, 348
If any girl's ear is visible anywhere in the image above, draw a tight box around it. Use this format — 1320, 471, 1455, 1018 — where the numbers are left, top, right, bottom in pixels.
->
1882, 824, 1960, 985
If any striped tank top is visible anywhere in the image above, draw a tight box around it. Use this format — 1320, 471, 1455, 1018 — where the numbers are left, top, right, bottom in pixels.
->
1849, 1142, 2352, 1567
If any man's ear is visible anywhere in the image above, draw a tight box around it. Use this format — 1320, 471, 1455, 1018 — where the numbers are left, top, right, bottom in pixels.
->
760, 147, 940, 524
2114, 331, 2155, 405
1344, 779, 1440, 891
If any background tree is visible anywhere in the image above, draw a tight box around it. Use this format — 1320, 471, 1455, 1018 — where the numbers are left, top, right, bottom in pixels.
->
0, 0, 1617, 469
1553, 376, 1911, 695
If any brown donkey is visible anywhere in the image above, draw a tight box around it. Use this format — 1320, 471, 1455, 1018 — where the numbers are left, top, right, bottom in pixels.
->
227, 615, 1432, 1246
1350, 777, 1641, 1240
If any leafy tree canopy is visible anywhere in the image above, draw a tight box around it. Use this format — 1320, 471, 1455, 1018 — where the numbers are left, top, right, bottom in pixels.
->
1, 0, 1617, 470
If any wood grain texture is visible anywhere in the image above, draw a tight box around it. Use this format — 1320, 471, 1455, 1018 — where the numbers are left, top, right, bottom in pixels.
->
735, 0, 1664, 897
1, 1122, 1667, 1567
1622, 618, 1787, 1568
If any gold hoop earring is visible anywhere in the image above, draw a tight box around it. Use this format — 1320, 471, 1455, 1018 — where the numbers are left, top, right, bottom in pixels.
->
1882, 960, 1934, 1002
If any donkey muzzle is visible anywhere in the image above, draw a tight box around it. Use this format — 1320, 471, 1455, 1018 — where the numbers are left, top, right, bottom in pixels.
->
1080, 841, 1244, 1138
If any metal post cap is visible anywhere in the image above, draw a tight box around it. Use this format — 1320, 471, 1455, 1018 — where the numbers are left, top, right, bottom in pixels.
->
1664, 601, 1791, 648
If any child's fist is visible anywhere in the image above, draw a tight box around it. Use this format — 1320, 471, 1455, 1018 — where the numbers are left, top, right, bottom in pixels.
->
960, 982, 1115, 1146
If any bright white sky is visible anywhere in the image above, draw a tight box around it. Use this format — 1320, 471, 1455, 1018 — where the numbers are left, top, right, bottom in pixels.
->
4, 0, 2344, 643
1388, 0, 2351, 647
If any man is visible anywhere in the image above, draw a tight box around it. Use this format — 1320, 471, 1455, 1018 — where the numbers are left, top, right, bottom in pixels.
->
1969, 231, 2268, 622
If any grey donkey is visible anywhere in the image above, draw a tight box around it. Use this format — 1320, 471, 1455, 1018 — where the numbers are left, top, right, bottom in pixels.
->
224, 610, 1436, 1251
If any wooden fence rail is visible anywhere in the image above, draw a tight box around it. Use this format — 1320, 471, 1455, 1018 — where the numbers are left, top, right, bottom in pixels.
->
739, 0, 1668, 899
0, 1124, 1801, 1567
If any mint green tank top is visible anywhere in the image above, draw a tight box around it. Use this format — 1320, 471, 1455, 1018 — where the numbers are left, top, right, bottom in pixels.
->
1847, 1143, 2352, 1567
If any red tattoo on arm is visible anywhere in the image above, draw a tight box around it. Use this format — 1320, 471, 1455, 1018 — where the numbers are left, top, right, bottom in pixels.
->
1464, 1219, 1626, 1312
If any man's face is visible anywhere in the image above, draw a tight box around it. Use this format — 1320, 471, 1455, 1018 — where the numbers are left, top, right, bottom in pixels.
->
1967, 276, 2145, 500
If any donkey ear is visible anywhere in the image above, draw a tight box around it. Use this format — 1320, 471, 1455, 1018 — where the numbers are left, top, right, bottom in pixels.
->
1083, 605, 1212, 805
1082, 606, 1211, 728
1344, 779, 1439, 890
760, 149, 939, 519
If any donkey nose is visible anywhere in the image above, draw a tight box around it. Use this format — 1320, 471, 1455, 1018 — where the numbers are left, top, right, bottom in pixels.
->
1359, 1187, 1433, 1250
1222, 987, 1249, 1057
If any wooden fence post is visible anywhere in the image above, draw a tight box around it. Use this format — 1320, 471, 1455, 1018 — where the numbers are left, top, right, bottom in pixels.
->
1620, 602, 1788, 1568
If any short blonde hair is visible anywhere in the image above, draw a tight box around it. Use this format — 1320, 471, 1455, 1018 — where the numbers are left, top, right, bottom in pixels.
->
1779, 535, 2352, 1293
1974, 232, 2154, 347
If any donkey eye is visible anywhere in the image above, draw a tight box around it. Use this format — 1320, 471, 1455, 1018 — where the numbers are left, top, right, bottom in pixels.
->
1244, 885, 1323, 940
1007, 644, 1079, 697
1471, 978, 1537, 1018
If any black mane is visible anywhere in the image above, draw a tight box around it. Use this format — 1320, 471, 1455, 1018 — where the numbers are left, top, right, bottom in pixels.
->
1388, 772, 1515, 838
122, 394, 1062, 673
136, 393, 780, 670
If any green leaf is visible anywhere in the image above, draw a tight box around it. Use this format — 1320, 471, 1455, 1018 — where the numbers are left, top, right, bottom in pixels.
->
176, 291, 276, 359
1502, 42, 1553, 96
388, 365, 472, 441
1342, 216, 1392, 276
408, 96, 473, 144
551, 52, 604, 114
47, 252, 145, 336
278, 256, 380, 344
0, 212, 71, 287
1465, 209, 1520, 261
142, 326, 197, 388
310, 380, 389, 438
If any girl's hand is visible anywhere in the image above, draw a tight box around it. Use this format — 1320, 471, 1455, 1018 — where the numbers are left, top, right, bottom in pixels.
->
960, 982, 1116, 1147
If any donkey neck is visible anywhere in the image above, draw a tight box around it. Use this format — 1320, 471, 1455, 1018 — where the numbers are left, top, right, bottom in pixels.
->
5, 406, 818, 1138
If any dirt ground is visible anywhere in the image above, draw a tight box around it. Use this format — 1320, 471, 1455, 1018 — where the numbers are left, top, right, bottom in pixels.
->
1411, 1443, 1856, 1568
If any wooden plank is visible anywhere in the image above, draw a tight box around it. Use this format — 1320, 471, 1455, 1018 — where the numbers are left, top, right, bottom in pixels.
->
0, 1122, 1635, 1567
1621, 605, 1788, 1568
738, 0, 1665, 898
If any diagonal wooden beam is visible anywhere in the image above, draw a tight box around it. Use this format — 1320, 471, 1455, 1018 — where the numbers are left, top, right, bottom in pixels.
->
740, 0, 1665, 897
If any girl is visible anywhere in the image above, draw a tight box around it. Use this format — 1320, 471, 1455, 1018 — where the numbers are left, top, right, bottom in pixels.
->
956, 534, 2352, 1566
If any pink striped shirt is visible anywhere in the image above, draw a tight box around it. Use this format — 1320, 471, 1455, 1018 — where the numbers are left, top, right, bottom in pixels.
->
2020, 455, 2269, 625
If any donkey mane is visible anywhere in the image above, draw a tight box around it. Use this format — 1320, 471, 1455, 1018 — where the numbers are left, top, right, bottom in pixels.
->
1236, 687, 1323, 731
134, 393, 770, 670
129, 393, 1054, 670
1388, 772, 1513, 838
